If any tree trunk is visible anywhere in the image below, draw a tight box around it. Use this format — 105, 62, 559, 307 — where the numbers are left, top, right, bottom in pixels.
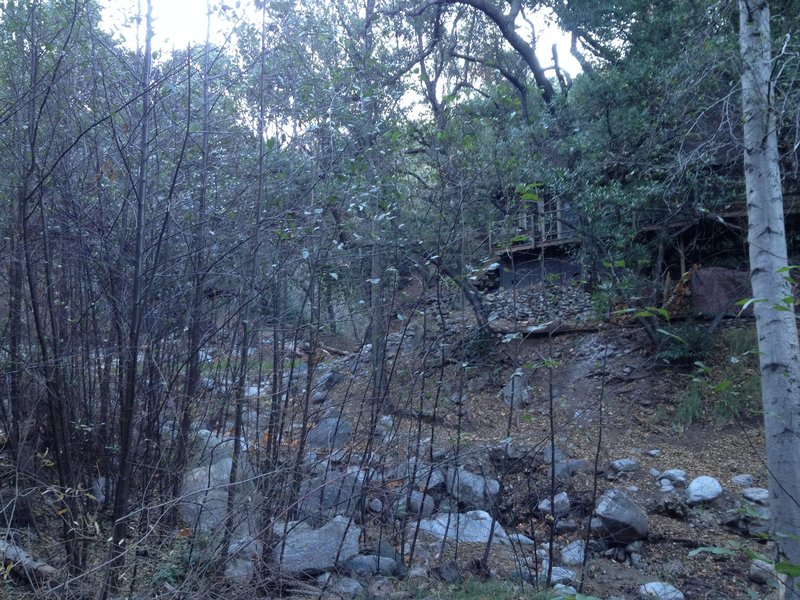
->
106, 0, 154, 591
739, 2, 800, 596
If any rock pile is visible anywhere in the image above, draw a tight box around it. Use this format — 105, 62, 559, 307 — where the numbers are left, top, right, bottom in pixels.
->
484, 281, 594, 325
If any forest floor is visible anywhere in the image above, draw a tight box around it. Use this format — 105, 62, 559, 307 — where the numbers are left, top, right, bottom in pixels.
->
384, 316, 774, 599
0, 308, 776, 600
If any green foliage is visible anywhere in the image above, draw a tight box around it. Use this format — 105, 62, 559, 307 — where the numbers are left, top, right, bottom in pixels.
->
673, 379, 704, 433
673, 327, 761, 429
657, 324, 711, 366
590, 281, 615, 319
775, 561, 800, 578
459, 329, 495, 361
153, 535, 215, 586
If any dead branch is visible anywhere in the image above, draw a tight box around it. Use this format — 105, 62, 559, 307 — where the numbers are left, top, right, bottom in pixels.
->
0, 539, 58, 584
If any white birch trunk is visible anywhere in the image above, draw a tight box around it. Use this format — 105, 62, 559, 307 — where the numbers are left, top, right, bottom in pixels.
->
739, 2, 800, 596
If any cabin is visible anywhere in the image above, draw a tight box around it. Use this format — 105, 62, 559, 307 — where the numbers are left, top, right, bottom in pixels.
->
486, 194, 800, 290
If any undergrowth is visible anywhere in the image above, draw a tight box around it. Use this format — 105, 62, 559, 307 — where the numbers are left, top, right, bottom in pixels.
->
672, 326, 761, 431
405, 579, 554, 599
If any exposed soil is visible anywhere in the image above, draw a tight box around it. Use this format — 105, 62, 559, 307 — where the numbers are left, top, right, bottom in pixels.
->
374, 316, 773, 599
0, 307, 775, 600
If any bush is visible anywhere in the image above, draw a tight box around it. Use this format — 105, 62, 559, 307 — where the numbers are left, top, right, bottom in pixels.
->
672, 326, 761, 429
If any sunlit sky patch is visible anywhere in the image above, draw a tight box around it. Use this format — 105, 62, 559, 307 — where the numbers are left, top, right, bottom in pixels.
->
99, 0, 580, 77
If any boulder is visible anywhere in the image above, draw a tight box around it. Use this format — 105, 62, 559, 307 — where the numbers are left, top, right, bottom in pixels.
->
430, 561, 462, 584
345, 554, 400, 576
191, 429, 241, 469
659, 469, 687, 487
749, 558, 778, 584
593, 489, 648, 543
550, 459, 593, 479
742, 487, 769, 505
306, 417, 353, 449
537, 491, 570, 517
639, 581, 685, 599
560, 539, 585, 566
686, 476, 723, 505
547, 567, 576, 585
394, 490, 435, 517
446, 466, 500, 510
611, 458, 641, 473
296, 469, 364, 523
317, 370, 344, 390
224, 537, 262, 584
321, 575, 364, 598
414, 510, 509, 545
731, 473, 755, 486
272, 515, 360, 574
488, 443, 541, 474
181, 456, 259, 538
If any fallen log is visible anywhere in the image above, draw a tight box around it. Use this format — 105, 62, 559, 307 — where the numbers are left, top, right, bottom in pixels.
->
0, 539, 58, 584
489, 319, 605, 337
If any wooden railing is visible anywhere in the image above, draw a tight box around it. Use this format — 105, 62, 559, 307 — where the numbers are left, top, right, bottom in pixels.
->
489, 198, 575, 253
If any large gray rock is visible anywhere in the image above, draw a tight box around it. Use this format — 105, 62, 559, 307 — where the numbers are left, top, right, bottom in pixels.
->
317, 370, 344, 390
501, 371, 530, 407
659, 469, 687, 486
345, 554, 400, 576
749, 558, 777, 584
489, 443, 567, 475
446, 466, 500, 510
594, 489, 648, 543
731, 473, 755, 486
414, 510, 509, 544
611, 458, 641, 473
550, 459, 593, 479
686, 476, 723, 505
224, 537, 262, 584
537, 491, 570, 517
272, 515, 360, 574
296, 469, 363, 523
394, 490, 435, 517
190, 429, 242, 469
547, 566, 576, 585
639, 581, 685, 599
323, 575, 364, 598
306, 417, 353, 449
742, 487, 769, 505
560, 539, 585, 566
181, 456, 259, 538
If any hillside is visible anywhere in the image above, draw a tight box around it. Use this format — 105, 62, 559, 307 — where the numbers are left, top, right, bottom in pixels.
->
1, 280, 775, 599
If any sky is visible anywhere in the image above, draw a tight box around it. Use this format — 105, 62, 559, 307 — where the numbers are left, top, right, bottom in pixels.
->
99, 0, 581, 74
